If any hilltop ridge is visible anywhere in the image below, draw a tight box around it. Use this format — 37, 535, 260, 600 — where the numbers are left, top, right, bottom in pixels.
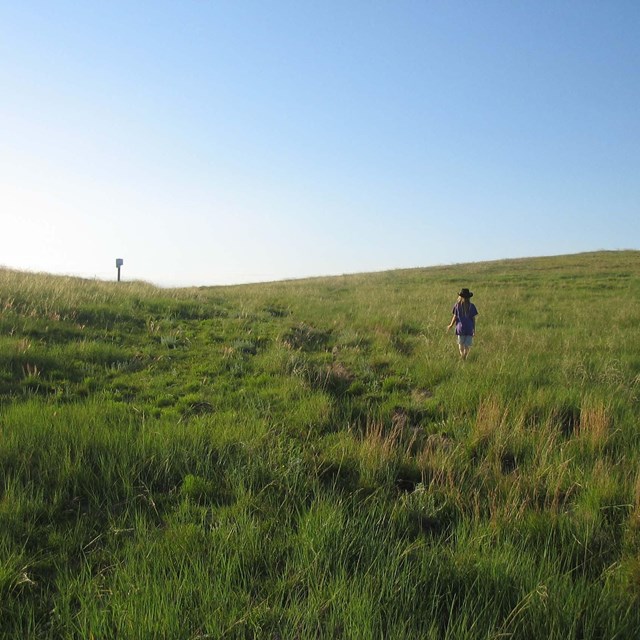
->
2, 249, 638, 291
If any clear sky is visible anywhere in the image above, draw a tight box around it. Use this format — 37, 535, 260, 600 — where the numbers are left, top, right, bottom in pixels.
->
1, 1, 638, 286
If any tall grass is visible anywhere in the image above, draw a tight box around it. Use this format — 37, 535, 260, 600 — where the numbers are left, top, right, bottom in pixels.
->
1, 251, 640, 638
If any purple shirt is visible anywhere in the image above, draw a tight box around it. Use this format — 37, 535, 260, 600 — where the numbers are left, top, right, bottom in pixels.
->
452, 302, 478, 336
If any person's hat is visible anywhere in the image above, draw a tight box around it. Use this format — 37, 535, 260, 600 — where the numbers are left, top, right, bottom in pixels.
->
458, 288, 473, 298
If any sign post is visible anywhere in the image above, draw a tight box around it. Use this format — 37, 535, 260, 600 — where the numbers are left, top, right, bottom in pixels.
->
116, 258, 124, 282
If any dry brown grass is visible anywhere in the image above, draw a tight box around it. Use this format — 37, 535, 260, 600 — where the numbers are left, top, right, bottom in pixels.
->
577, 401, 611, 450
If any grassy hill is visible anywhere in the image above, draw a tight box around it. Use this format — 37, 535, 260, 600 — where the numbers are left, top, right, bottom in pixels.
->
1, 250, 639, 638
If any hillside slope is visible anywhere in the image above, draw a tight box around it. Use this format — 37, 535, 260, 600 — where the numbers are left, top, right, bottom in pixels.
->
1, 250, 639, 638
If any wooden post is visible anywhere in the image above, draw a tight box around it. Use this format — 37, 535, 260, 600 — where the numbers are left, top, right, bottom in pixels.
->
116, 259, 124, 282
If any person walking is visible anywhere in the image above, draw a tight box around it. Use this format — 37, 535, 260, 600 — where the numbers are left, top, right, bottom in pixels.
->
447, 288, 478, 360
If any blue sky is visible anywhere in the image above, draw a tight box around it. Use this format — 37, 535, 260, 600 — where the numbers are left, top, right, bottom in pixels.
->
1, 1, 638, 286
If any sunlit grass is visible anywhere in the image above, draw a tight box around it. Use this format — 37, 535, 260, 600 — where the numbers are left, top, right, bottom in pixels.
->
1, 250, 640, 638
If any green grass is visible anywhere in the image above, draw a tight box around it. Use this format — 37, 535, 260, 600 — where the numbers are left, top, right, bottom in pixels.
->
1, 251, 640, 638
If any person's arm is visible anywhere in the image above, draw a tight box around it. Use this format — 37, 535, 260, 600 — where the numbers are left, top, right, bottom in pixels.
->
447, 315, 456, 331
